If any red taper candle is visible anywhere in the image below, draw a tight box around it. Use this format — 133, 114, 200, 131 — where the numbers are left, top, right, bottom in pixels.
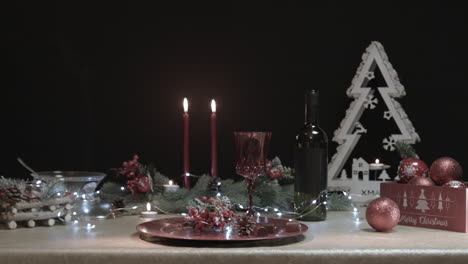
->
183, 98, 190, 189
210, 99, 218, 178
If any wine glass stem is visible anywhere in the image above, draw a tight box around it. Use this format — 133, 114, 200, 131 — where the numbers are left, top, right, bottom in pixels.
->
247, 178, 255, 216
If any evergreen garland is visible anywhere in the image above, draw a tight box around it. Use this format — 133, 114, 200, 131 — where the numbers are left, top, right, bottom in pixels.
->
100, 173, 292, 214
327, 192, 354, 211
395, 141, 419, 159
100, 156, 355, 215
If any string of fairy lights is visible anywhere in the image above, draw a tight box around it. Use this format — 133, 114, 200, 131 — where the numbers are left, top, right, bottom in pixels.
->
26, 174, 360, 232
38, 180, 364, 232
103, 182, 362, 223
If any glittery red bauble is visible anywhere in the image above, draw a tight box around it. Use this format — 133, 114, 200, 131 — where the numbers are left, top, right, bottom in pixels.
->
408, 177, 435, 186
397, 158, 429, 183
442, 180, 466, 189
366, 197, 400, 232
430, 157, 463, 185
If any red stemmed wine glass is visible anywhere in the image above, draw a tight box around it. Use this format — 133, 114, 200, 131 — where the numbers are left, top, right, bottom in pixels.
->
234, 132, 272, 216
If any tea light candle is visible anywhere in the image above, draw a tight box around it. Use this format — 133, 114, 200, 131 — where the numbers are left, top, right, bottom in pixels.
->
163, 180, 180, 192
141, 202, 158, 219
369, 159, 385, 170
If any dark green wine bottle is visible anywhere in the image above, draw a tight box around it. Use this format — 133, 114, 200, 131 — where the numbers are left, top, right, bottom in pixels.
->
294, 90, 328, 221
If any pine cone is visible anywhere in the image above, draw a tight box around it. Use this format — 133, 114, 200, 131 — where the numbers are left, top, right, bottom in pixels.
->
112, 197, 125, 209
208, 177, 222, 193
236, 215, 257, 236
5, 185, 23, 204
23, 183, 41, 201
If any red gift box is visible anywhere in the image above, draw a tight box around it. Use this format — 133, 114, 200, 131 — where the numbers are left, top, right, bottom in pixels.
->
380, 182, 468, 233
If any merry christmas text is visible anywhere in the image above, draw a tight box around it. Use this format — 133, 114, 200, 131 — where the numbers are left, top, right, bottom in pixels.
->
400, 215, 448, 227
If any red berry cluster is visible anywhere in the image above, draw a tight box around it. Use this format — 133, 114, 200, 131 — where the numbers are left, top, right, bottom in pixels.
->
186, 196, 236, 231
266, 160, 283, 180
114, 155, 152, 195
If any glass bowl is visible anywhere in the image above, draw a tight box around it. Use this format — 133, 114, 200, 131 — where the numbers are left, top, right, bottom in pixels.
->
32, 171, 109, 220
33, 171, 106, 199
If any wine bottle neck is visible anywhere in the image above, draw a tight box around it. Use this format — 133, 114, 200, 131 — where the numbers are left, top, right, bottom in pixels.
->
305, 90, 319, 125
306, 105, 319, 124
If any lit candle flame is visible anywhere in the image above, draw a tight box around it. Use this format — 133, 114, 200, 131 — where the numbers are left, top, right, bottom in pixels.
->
169, 180, 173, 185
146, 202, 151, 211
211, 99, 216, 113
375, 159, 380, 164
183, 98, 188, 113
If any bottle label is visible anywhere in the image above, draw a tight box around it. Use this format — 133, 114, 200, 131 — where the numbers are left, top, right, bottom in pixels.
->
294, 148, 328, 194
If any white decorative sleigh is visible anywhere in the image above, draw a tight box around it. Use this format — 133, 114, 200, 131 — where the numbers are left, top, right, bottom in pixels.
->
1, 196, 74, 229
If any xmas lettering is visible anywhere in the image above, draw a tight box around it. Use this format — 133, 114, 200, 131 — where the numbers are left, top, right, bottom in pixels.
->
361, 190, 379, 196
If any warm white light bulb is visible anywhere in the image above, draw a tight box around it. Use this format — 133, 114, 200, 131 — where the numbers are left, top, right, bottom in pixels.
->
211, 99, 216, 113
183, 98, 189, 113
146, 202, 151, 211
375, 159, 380, 164
169, 180, 173, 185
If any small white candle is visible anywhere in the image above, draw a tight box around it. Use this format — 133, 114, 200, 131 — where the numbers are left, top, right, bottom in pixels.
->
370, 159, 386, 170
141, 202, 158, 219
163, 180, 180, 192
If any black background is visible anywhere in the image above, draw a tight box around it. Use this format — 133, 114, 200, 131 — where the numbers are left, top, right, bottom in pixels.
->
4, 2, 468, 183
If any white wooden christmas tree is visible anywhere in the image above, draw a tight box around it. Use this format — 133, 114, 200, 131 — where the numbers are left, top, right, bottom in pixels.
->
378, 169, 391, 181
328, 41, 420, 201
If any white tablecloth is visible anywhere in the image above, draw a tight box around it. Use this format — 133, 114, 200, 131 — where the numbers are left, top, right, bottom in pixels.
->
1, 210, 468, 264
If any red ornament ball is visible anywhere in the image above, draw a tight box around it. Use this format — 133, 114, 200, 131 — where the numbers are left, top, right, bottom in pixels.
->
442, 180, 466, 189
408, 177, 435, 186
397, 158, 429, 183
366, 197, 400, 232
430, 157, 463, 185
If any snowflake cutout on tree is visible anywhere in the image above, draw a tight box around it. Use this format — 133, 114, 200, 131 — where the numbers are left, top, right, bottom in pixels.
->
383, 111, 392, 120
365, 71, 375, 80
382, 136, 396, 151
363, 94, 378, 109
